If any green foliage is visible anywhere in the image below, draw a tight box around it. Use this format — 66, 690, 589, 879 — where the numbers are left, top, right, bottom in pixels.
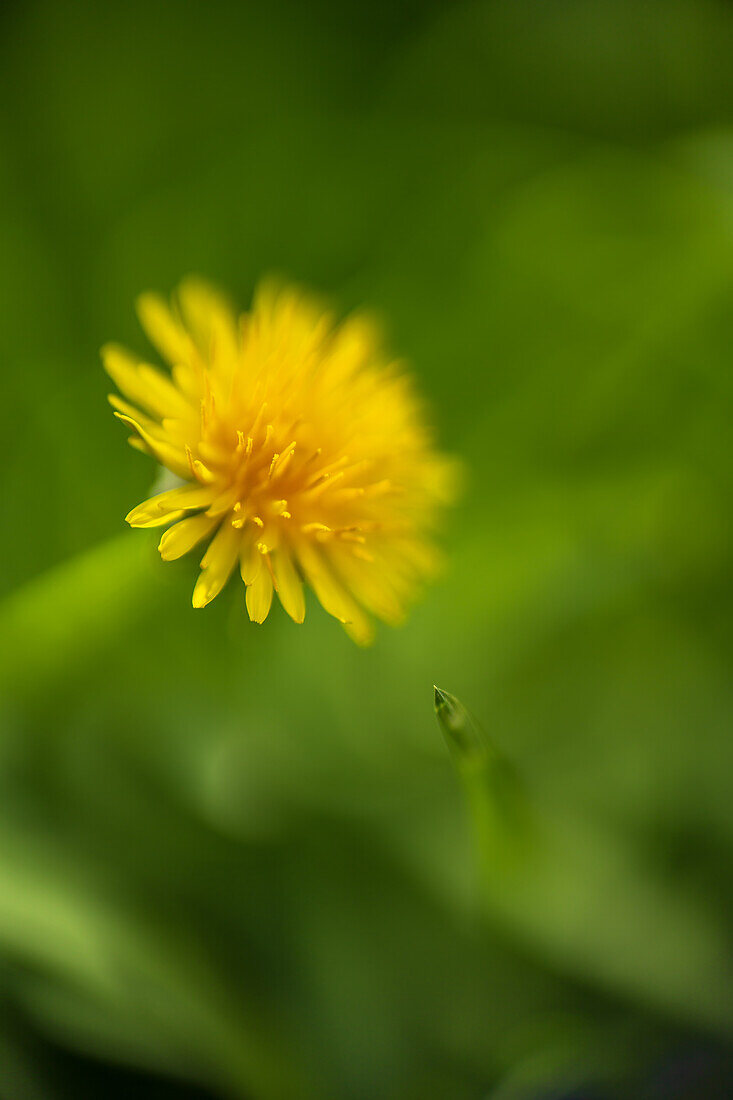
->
1, 0, 732, 1096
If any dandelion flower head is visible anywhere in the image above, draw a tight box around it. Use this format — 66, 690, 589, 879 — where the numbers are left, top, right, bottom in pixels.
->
103, 278, 456, 643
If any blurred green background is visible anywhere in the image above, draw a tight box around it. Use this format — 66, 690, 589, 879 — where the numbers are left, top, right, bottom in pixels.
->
1, 0, 733, 1096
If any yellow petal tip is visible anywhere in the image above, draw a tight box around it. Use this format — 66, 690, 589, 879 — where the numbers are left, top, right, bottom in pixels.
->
192, 588, 211, 609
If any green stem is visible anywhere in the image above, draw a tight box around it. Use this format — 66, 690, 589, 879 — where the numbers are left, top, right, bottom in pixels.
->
0, 533, 158, 703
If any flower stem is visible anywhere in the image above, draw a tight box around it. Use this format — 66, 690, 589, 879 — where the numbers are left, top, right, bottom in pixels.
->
0, 533, 159, 704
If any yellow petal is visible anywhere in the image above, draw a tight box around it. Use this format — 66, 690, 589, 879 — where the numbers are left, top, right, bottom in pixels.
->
108, 393, 159, 429
340, 617, 375, 646
136, 363, 193, 417
193, 522, 242, 608
331, 546, 405, 626
239, 538, 261, 586
205, 487, 241, 518
296, 543, 373, 645
393, 537, 443, 579
246, 568, 273, 624
126, 485, 216, 528
272, 549, 305, 624
136, 292, 193, 366
171, 362, 202, 402
158, 514, 219, 561
112, 409, 191, 480
177, 277, 239, 367
102, 343, 191, 419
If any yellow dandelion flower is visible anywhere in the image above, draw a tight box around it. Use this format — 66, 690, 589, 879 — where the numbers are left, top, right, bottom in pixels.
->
103, 277, 456, 644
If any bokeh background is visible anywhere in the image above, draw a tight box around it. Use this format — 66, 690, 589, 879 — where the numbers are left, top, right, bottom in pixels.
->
1, 0, 733, 1096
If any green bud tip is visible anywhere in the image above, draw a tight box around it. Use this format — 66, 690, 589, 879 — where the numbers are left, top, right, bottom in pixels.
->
433, 685, 486, 758
433, 684, 448, 710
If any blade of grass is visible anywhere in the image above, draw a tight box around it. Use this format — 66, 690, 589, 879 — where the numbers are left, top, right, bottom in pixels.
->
435, 686, 733, 1033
